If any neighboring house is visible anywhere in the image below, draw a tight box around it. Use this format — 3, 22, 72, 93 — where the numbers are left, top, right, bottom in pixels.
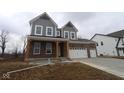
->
91, 30, 124, 56
24, 12, 97, 61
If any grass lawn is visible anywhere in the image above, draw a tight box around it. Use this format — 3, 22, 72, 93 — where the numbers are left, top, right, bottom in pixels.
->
0, 62, 122, 80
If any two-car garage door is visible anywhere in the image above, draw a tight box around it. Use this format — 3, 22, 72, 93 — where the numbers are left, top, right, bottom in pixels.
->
69, 48, 96, 58
69, 48, 88, 58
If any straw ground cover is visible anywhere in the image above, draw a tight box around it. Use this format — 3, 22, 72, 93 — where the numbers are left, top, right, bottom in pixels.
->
0, 62, 122, 80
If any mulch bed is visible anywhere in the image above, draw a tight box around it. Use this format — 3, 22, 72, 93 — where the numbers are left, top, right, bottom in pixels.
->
1, 62, 122, 80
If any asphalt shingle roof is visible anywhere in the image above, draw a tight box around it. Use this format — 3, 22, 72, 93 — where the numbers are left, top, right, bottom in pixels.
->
107, 30, 124, 38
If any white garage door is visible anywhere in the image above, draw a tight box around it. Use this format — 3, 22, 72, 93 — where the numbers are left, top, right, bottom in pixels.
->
69, 48, 88, 58
90, 49, 96, 57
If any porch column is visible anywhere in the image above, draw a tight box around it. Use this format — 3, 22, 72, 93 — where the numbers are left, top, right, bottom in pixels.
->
56, 41, 59, 58
66, 41, 69, 58
24, 39, 31, 62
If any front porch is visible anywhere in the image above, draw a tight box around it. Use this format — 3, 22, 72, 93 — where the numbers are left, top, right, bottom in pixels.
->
24, 36, 69, 62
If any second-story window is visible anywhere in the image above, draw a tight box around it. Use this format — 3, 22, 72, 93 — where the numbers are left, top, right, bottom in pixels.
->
101, 41, 104, 46
46, 27, 53, 36
35, 25, 43, 35
64, 31, 69, 39
57, 31, 60, 36
70, 32, 75, 39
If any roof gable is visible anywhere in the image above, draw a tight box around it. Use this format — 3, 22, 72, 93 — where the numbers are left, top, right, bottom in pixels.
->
90, 34, 118, 40
29, 12, 58, 26
107, 29, 124, 38
62, 21, 78, 31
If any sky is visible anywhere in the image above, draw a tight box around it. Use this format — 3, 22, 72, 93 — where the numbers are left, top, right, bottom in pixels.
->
0, 0, 124, 52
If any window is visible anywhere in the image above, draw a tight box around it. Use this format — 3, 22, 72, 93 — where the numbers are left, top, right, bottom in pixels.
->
33, 42, 41, 54
96, 43, 99, 46
101, 41, 103, 46
35, 25, 43, 35
70, 32, 75, 39
57, 31, 60, 36
122, 37, 124, 45
46, 27, 53, 36
64, 31, 69, 39
46, 43, 52, 54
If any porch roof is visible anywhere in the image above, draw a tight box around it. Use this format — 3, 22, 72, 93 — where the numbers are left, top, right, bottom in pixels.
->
27, 35, 96, 44
27, 35, 69, 42
69, 40, 96, 44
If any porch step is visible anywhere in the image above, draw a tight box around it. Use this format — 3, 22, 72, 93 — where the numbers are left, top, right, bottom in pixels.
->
59, 57, 72, 61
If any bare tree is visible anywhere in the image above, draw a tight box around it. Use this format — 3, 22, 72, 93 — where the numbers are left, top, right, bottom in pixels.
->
13, 46, 19, 58
0, 30, 9, 57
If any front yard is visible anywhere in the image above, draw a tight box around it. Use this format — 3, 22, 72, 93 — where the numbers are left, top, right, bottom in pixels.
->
0, 61, 122, 80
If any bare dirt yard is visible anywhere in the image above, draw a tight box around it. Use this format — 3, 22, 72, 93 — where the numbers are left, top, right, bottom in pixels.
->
0, 62, 122, 80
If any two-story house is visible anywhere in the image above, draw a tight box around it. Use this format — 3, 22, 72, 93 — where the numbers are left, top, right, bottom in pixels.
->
24, 12, 97, 61
91, 30, 124, 56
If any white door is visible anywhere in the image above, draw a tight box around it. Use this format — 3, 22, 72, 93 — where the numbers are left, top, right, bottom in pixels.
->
90, 49, 96, 57
69, 48, 88, 58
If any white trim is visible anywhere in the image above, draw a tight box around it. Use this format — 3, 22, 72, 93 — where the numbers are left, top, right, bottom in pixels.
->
70, 32, 76, 40
35, 25, 43, 35
33, 42, 41, 55
46, 43, 52, 54
46, 26, 53, 36
64, 31, 69, 39
55, 27, 57, 37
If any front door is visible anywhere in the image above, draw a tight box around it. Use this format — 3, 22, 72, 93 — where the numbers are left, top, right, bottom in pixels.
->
59, 43, 64, 57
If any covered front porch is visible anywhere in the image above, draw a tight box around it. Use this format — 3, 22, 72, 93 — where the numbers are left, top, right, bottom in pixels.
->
24, 36, 69, 62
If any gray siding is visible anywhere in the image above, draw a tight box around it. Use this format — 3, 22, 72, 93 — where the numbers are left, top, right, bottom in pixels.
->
31, 18, 57, 37
62, 26, 77, 40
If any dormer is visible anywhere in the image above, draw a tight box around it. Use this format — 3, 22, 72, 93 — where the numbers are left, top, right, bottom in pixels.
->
29, 12, 58, 37
61, 21, 78, 40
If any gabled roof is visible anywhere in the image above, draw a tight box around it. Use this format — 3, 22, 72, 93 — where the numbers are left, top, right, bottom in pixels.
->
107, 29, 124, 38
29, 12, 58, 26
90, 33, 118, 40
61, 21, 78, 32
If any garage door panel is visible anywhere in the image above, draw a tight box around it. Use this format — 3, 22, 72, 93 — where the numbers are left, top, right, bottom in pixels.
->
69, 48, 88, 58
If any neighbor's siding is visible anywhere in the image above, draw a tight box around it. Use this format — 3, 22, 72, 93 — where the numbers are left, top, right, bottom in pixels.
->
92, 35, 118, 56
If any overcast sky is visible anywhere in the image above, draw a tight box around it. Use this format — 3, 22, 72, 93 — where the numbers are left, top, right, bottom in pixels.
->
0, 0, 124, 52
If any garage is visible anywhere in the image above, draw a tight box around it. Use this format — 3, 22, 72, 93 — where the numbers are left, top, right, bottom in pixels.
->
69, 48, 88, 58
90, 49, 97, 57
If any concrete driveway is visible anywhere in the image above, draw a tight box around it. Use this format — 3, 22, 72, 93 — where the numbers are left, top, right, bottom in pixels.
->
73, 58, 124, 78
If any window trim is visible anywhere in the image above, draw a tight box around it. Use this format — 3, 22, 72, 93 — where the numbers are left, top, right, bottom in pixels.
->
46, 26, 53, 36
33, 42, 41, 55
70, 32, 76, 39
46, 43, 52, 54
35, 25, 43, 35
57, 31, 60, 36
64, 31, 69, 39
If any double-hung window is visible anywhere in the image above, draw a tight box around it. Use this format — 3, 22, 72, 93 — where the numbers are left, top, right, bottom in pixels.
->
70, 32, 75, 39
46, 27, 53, 36
57, 31, 60, 36
35, 25, 43, 35
64, 31, 69, 39
33, 42, 41, 54
46, 43, 52, 54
